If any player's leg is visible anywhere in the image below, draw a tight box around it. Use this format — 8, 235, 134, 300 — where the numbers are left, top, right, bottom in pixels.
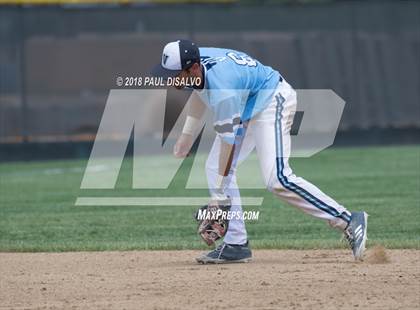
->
196, 130, 256, 264
205, 131, 256, 245
253, 82, 367, 259
254, 84, 350, 228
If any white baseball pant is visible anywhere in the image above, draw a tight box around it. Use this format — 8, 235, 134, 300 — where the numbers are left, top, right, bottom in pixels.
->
206, 80, 351, 245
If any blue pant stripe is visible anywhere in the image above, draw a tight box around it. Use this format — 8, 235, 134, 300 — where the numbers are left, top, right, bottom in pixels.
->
274, 94, 349, 223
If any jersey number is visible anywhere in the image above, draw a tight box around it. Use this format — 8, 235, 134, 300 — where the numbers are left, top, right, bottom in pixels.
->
226, 52, 257, 67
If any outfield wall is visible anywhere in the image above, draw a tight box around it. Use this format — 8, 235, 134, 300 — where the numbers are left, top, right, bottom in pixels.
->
0, 1, 419, 143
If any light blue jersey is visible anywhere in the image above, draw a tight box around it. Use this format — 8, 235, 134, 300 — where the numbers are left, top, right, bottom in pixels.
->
197, 47, 282, 144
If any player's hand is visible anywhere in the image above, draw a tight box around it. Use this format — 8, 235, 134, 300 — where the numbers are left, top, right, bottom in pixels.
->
173, 133, 194, 158
210, 189, 230, 205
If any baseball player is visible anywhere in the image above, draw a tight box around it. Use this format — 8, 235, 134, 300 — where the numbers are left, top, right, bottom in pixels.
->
153, 39, 368, 264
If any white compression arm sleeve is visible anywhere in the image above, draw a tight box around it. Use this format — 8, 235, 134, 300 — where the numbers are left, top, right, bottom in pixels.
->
182, 115, 202, 136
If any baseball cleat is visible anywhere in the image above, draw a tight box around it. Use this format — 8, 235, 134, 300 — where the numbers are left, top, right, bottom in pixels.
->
196, 241, 252, 264
344, 211, 368, 260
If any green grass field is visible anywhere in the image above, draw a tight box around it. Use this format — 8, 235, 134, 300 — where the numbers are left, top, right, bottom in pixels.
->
0, 145, 419, 252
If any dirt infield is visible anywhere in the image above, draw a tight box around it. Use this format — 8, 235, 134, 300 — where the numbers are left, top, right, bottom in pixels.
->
0, 249, 418, 310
